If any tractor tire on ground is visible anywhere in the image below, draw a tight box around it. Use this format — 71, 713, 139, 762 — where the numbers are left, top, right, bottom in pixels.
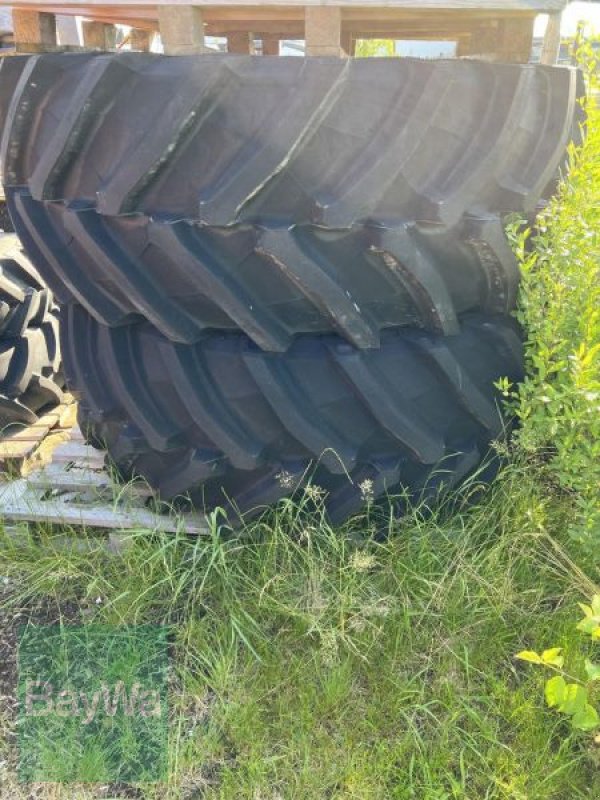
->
0, 54, 583, 350
0, 53, 584, 227
7, 189, 519, 348
0, 234, 64, 428
64, 303, 524, 524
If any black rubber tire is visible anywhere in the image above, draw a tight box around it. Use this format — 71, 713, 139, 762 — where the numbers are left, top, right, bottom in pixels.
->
1, 53, 584, 227
7, 189, 519, 348
0, 202, 13, 233
0, 234, 64, 428
64, 303, 523, 523
1, 53, 582, 350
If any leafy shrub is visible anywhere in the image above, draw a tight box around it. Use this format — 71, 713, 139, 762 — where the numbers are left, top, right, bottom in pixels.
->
506, 81, 600, 546
516, 596, 600, 734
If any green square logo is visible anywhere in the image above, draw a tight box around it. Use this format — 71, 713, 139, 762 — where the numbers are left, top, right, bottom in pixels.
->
17, 625, 169, 783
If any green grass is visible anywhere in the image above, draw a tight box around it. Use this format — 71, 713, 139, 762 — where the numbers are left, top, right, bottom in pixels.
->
1, 71, 600, 800
1, 462, 599, 799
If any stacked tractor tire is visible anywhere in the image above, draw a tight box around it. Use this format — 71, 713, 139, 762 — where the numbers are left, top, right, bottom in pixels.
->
0, 52, 584, 522
0, 235, 64, 428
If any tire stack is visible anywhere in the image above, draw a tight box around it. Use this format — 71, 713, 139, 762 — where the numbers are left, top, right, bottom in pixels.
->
0, 235, 64, 429
0, 52, 584, 522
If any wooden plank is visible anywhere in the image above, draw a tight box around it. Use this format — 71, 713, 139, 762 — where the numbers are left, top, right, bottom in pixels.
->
0, 479, 210, 534
21, 428, 73, 475
0, 417, 210, 537
496, 15, 534, 62
227, 31, 254, 53
0, 420, 56, 446
81, 19, 116, 48
0, 397, 78, 475
28, 463, 153, 499
305, 7, 343, 56
541, 10, 562, 65
341, 30, 355, 56
130, 26, 151, 49
261, 34, 280, 55
10, 1, 568, 11
157, 4, 206, 54
208, 21, 301, 35
49, 440, 107, 469
12, 8, 56, 50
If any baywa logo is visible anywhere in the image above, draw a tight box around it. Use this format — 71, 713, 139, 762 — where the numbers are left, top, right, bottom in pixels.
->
24, 680, 162, 724
17, 625, 170, 783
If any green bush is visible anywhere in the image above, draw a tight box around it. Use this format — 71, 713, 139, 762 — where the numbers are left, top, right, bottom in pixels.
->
507, 87, 600, 545
516, 597, 600, 734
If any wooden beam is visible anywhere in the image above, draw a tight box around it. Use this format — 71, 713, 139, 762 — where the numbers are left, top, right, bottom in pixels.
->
82, 19, 117, 48
457, 14, 534, 62
6, 5, 553, 29
461, 21, 497, 57
227, 31, 254, 53
261, 33, 280, 55
158, 4, 205, 54
541, 10, 561, 65
130, 26, 151, 49
8, 1, 569, 11
341, 30, 355, 55
207, 20, 301, 35
344, 22, 470, 35
12, 9, 56, 50
305, 7, 343, 56
496, 16, 534, 62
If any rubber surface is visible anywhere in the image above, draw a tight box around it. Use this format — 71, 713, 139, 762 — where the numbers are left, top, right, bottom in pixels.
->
7, 189, 519, 348
64, 304, 524, 523
0, 53, 584, 227
0, 234, 64, 428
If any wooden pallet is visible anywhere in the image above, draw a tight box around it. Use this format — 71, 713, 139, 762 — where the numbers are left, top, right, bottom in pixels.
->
0, 393, 78, 477
0, 424, 210, 535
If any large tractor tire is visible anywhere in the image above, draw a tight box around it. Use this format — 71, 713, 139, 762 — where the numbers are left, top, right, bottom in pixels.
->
0, 53, 579, 523
8, 193, 519, 347
0, 235, 64, 428
0, 54, 584, 349
64, 304, 524, 523
1, 54, 584, 227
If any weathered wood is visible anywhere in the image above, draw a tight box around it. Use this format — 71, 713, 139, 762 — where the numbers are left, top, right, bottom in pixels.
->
82, 19, 117, 48
460, 20, 498, 58
341, 30, 355, 55
49, 440, 107, 469
209, 21, 301, 35
12, 9, 56, 51
158, 4, 205, 54
227, 31, 254, 53
27, 464, 151, 499
8, 1, 569, 11
261, 33, 280, 55
0, 396, 77, 477
0, 409, 212, 536
541, 11, 562, 65
130, 26, 151, 50
0, 478, 210, 534
305, 7, 343, 57
496, 16, 534, 62
457, 14, 534, 62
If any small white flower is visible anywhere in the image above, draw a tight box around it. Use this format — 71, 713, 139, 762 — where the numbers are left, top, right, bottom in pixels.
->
95, 596, 103, 605
349, 551, 377, 572
359, 478, 374, 502
275, 470, 295, 489
304, 484, 326, 502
